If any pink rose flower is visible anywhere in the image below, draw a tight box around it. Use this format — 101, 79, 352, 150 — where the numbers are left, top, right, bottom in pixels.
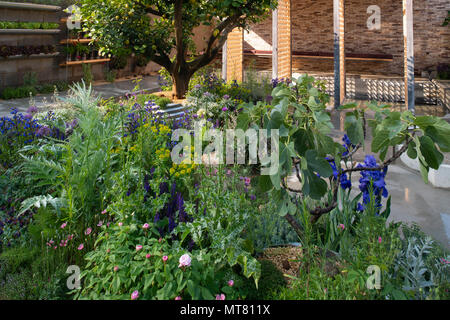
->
178, 254, 191, 268
114, 266, 119, 272
146, 253, 151, 259
136, 245, 143, 251
143, 223, 150, 229
162, 255, 168, 262
378, 236, 382, 244
228, 280, 234, 287
131, 290, 139, 300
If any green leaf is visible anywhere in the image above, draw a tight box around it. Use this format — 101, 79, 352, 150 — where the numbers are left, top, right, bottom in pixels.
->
419, 135, 443, 170
302, 170, 328, 200
306, 150, 333, 177
425, 118, 450, 152
293, 129, 313, 156
407, 140, 417, 159
258, 175, 273, 193
371, 129, 390, 153
414, 137, 429, 183
201, 287, 214, 300
345, 114, 364, 145
382, 112, 405, 139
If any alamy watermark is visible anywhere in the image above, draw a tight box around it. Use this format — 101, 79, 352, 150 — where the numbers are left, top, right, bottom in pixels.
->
171, 120, 279, 175
66, 265, 81, 290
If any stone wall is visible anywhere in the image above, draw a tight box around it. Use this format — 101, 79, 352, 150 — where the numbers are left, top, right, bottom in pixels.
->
244, 0, 450, 76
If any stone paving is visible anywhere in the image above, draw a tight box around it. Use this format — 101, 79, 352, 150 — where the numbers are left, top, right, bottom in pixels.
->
0, 75, 160, 117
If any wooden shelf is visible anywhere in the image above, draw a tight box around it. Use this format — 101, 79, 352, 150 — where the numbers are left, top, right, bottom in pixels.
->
0, 29, 60, 35
59, 58, 110, 67
0, 1, 61, 11
60, 39, 93, 45
0, 52, 60, 61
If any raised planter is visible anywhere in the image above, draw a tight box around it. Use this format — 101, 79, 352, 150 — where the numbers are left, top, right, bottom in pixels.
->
399, 145, 450, 189
0, 28, 60, 34
0, 1, 61, 11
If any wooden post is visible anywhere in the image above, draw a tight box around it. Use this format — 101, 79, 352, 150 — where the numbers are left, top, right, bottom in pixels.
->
275, 0, 292, 79
272, 9, 278, 80
403, 0, 415, 112
225, 28, 244, 82
333, 0, 346, 109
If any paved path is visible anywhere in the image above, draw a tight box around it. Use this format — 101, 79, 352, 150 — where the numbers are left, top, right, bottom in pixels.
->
0, 76, 160, 117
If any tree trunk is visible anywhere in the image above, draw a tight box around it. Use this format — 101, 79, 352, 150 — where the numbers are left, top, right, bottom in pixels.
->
172, 71, 192, 99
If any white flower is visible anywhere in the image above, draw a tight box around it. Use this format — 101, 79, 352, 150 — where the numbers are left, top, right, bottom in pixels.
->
178, 254, 192, 268
197, 109, 206, 117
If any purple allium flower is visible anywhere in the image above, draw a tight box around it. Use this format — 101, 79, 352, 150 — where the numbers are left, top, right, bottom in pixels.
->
27, 106, 38, 114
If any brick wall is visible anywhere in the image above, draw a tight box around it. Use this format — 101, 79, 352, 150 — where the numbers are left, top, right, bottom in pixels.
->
243, 0, 450, 76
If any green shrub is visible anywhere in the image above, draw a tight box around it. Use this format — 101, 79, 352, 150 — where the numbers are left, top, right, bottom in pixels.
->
244, 260, 287, 300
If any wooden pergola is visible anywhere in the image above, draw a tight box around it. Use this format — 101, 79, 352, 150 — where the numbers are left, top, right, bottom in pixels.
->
222, 0, 415, 112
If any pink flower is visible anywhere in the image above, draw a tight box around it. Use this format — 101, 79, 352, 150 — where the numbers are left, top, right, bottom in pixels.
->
114, 266, 119, 272
97, 221, 103, 227
118, 222, 123, 227
131, 290, 139, 300
175, 296, 182, 300
77, 244, 84, 250
338, 224, 345, 231
85, 227, 92, 235
378, 236, 382, 244
136, 245, 143, 251
142, 223, 150, 229
60, 222, 67, 229
215, 294, 226, 300
146, 253, 151, 259
178, 254, 191, 268
162, 255, 168, 262
101, 210, 107, 215
228, 280, 234, 287
158, 238, 162, 243
107, 249, 111, 253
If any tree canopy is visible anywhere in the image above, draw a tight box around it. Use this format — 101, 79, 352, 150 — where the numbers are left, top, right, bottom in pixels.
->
77, 0, 277, 97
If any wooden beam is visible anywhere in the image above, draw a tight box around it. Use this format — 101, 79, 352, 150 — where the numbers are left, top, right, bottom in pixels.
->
333, 0, 346, 109
272, 9, 278, 79
403, 0, 415, 112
